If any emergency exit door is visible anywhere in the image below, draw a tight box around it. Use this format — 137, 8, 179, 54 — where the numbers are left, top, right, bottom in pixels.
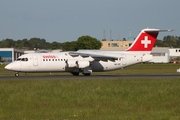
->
121, 54, 126, 65
33, 55, 38, 66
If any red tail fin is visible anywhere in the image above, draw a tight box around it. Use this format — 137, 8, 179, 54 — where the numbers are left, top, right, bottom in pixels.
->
126, 28, 162, 52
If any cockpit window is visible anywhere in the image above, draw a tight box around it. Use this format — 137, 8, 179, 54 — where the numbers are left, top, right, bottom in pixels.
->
16, 58, 28, 61
21, 58, 25, 61
16, 58, 21, 61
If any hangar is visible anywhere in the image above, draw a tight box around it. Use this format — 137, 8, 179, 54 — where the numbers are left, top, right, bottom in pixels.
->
169, 48, 180, 58
150, 49, 170, 63
0, 48, 24, 63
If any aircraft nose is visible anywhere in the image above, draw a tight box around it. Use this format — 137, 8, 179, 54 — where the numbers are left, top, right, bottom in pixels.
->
5, 64, 12, 70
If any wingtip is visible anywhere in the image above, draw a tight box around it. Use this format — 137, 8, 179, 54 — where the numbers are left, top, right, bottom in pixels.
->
168, 29, 174, 32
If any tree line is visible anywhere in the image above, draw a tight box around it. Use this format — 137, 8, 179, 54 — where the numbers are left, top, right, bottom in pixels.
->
155, 36, 180, 48
0, 35, 180, 51
0, 35, 102, 51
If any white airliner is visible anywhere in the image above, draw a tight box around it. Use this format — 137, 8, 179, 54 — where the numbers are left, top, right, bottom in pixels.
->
5, 28, 172, 77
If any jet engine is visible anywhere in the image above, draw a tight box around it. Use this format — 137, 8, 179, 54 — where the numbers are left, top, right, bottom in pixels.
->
66, 59, 77, 67
77, 60, 90, 68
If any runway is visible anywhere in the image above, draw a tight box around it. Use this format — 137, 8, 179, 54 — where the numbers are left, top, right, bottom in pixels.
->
0, 74, 180, 80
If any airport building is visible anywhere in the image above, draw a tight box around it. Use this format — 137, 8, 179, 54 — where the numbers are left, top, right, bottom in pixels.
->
0, 48, 24, 63
150, 48, 170, 63
100, 40, 133, 50
169, 48, 180, 58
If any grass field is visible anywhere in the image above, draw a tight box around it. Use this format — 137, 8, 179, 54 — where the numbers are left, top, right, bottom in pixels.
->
0, 64, 180, 119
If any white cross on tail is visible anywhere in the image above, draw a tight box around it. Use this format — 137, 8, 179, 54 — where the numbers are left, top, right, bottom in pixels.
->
141, 36, 151, 48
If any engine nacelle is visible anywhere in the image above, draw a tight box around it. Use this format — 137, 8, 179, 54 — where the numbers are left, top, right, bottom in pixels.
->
77, 60, 90, 68
66, 59, 77, 68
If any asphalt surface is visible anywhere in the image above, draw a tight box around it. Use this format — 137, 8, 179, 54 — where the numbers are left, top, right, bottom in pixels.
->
0, 74, 180, 80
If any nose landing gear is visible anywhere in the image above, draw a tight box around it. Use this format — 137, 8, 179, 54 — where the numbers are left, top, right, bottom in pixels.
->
15, 72, 19, 77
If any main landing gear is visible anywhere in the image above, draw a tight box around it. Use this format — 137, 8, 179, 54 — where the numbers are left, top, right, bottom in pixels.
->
71, 72, 91, 76
71, 71, 91, 76
83, 73, 91, 76
71, 72, 79, 76
71, 68, 92, 76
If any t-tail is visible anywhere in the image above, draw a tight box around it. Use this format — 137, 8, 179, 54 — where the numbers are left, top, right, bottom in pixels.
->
126, 28, 172, 53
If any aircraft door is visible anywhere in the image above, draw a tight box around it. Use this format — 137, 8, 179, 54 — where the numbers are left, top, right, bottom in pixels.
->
33, 55, 38, 66
121, 54, 126, 65
19, 60, 22, 71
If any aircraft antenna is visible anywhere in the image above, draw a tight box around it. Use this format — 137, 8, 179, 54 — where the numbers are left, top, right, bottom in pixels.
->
103, 30, 106, 40
129, 30, 131, 37
118, 31, 120, 40
9, 31, 12, 39
110, 30, 112, 40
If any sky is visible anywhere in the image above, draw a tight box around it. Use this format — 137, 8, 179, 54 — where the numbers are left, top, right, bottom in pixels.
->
0, 0, 179, 43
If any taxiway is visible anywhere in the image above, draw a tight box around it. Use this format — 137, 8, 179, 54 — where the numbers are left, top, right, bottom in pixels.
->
0, 74, 180, 80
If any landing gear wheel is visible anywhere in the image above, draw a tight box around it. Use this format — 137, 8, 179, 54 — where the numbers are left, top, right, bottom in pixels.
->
71, 72, 79, 76
83, 73, 91, 76
15, 72, 19, 77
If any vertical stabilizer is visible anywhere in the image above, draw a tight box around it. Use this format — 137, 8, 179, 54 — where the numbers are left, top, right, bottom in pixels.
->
126, 28, 172, 53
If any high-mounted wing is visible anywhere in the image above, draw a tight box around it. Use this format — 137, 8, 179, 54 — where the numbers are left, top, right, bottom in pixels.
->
69, 51, 119, 61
